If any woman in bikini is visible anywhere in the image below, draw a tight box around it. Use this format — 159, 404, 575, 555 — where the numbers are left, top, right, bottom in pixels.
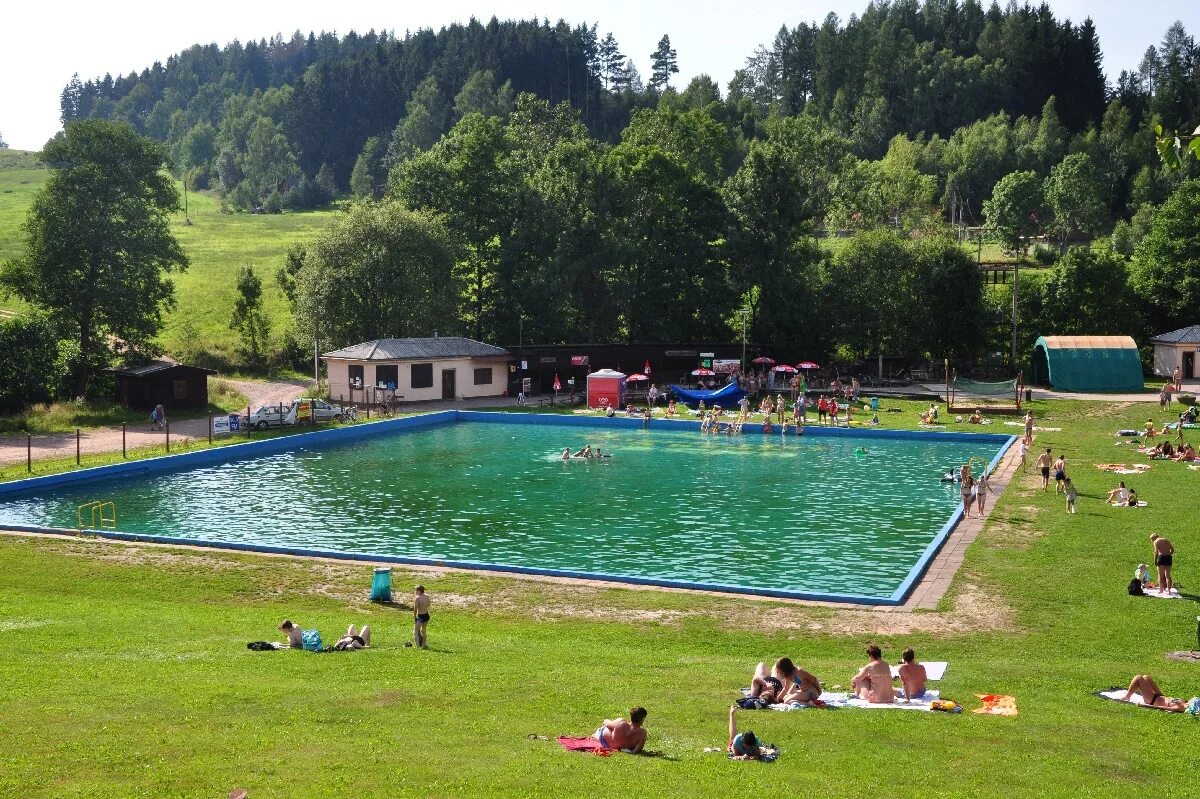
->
1123, 674, 1188, 712
960, 474, 976, 518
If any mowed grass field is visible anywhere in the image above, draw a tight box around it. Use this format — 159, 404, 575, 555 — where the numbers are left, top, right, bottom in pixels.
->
2, 398, 1198, 798
0, 153, 333, 363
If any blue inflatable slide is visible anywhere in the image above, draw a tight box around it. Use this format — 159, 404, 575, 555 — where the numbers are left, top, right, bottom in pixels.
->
668, 382, 749, 408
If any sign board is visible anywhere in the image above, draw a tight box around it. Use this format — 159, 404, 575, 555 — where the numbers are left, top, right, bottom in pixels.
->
570, 355, 590, 366
713, 359, 741, 374
228, 414, 241, 432
700, 352, 715, 358
522, 378, 532, 393
567, 378, 575, 386
212, 415, 232, 435
520, 360, 528, 370
539, 356, 557, 364
700, 358, 713, 369
296, 401, 312, 422
664, 349, 697, 358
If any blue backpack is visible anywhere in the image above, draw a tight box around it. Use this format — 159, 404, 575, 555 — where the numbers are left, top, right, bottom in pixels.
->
301, 629, 323, 652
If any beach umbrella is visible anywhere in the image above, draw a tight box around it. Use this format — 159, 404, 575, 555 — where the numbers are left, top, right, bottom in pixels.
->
626, 373, 649, 381
796, 361, 820, 370
751, 356, 776, 366
552, 374, 562, 392
691, 368, 716, 376
643, 359, 652, 375
772, 364, 798, 373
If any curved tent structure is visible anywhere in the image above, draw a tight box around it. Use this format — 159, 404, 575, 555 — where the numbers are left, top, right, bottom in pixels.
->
1030, 335, 1143, 393
668, 382, 748, 408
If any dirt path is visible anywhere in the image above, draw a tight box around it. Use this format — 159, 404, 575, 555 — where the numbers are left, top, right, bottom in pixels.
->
0, 378, 308, 467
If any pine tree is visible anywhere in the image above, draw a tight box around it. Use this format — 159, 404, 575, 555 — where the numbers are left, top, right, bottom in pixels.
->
598, 33, 623, 90
649, 35, 679, 91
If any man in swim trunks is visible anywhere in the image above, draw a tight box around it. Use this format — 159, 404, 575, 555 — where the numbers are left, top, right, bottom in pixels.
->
1024, 411, 1034, 438
1053, 454, 1067, 494
1123, 674, 1187, 712
897, 648, 927, 699
1035, 448, 1052, 490
1151, 534, 1175, 595
851, 644, 895, 703
413, 585, 431, 649
593, 707, 648, 753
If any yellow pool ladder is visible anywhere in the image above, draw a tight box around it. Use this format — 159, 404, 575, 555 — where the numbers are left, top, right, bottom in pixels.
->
77, 501, 117, 532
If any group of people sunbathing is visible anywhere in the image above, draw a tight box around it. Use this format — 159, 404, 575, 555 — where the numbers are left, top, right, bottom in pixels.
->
560, 444, 611, 460
1145, 439, 1196, 461
741, 647, 928, 709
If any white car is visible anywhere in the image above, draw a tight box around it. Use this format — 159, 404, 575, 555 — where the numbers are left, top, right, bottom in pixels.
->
245, 398, 344, 430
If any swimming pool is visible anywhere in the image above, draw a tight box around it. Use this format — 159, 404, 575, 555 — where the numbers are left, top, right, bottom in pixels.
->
0, 412, 1013, 604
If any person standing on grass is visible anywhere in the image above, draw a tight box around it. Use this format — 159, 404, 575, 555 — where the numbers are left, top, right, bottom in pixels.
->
1035, 448, 1052, 489
413, 585, 431, 649
1053, 453, 1067, 494
1024, 411, 1034, 439
1173, 365, 1183, 393
1018, 436, 1029, 473
1064, 477, 1077, 514
1151, 535, 1175, 595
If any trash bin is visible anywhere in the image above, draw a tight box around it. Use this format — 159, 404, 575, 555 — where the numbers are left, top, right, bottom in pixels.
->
1025, 388, 1032, 402
370, 567, 392, 603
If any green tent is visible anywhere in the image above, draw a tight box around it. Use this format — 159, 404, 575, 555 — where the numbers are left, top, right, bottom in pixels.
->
1031, 336, 1143, 393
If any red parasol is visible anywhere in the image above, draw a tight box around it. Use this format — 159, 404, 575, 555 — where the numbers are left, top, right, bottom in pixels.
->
691, 368, 716, 376
552, 374, 562, 392
643, 359, 652, 375
772, 364, 798, 373
626, 373, 649, 381
751, 356, 776, 366
796, 361, 820, 370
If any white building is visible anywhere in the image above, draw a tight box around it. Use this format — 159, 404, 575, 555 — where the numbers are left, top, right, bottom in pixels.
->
1150, 326, 1200, 381
323, 337, 511, 405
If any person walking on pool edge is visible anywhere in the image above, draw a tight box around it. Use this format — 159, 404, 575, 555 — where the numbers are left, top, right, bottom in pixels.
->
1151, 534, 1175, 596
413, 585, 431, 649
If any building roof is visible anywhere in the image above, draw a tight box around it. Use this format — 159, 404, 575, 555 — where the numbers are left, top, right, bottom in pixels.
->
322, 337, 510, 361
1037, 335, 1138, 350
105, 360, 217, 377
1032, 335, 1143, 393
1150, 325, 1200, 345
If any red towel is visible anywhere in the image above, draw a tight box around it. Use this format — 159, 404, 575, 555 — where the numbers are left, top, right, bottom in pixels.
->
557, 736, 615, 756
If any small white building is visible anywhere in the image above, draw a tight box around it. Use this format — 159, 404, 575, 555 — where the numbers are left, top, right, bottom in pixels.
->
323, 337, 511, 405
1150, 326, 1200, 381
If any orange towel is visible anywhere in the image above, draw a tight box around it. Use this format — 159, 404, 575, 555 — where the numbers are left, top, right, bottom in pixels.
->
973, 694, 1018, 716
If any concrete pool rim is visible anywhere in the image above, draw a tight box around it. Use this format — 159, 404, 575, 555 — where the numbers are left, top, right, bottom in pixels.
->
0, 410, 1016, 606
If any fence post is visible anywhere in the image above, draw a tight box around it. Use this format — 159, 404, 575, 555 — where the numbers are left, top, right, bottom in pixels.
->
122, 424, 126, 458
166, 422, 170, 453
208, 415, 213, 445
27, 435, 32, 472
76, 429, 81, 466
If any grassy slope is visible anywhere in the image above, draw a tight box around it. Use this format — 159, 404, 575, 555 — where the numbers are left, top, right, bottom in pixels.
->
0, 159, 331, 363
1, 398, 1198, 798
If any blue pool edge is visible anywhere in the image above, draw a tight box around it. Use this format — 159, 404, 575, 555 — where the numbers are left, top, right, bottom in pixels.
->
0, 409, 1017, 607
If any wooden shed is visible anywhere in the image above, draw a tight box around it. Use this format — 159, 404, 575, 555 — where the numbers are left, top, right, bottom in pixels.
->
107, 361, 216, 411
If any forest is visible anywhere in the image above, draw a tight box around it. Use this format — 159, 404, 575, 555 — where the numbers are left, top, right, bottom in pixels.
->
37, 2, 1200, 372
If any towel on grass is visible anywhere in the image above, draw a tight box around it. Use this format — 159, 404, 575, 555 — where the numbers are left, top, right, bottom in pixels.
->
974, 694, 1018, 716
1138, 587, 1183, 599
557, 736, 614, 756
1095, 689, 1193, 713
890, 661, 948, 681
816, 690, 942, 711
1110, 501, 1149, 507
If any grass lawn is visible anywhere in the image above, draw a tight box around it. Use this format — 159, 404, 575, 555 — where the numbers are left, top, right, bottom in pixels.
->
2, 397, 1198, 797
0, 163, 332, 364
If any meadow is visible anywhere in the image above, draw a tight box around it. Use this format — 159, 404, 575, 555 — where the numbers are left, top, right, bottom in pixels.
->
2, 397, 1198, 798
0, 154, 333, 365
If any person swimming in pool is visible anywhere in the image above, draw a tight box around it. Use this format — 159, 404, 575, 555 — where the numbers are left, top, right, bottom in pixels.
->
561, 448, 572, 460
573, 444, 592, 458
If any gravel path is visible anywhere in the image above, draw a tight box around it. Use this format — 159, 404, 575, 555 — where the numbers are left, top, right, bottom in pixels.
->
0, 378, 308, 467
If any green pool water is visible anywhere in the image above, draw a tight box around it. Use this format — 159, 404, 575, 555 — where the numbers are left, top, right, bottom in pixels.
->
0, 419, 1006, 600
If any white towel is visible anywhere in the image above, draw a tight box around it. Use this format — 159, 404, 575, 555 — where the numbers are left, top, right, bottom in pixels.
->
890, 661, 948, 681
1099, 689, 1149, 705
1139, 588, 1183, 600
816, 690, 941, 711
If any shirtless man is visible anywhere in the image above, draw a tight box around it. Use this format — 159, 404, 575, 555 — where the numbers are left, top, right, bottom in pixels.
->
1123, 674, 1187, 712
896, 648, 928, 699
593, 707, 648, 753
413, 585, 431, 649
1151, 534, 1175, 595
1035, 448, 1052, 490
1023, 411, 1034, 439
1053, 454, 1067, 494
851, 644, 895, 703
278, 619, 303, 649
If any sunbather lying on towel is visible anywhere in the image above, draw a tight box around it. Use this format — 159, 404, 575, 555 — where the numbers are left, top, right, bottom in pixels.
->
592, 707, 648, 753
1123, 674, 1188, 712
333, 624, 371, 650
851, 644, 895, 703
727, 705, 777, 761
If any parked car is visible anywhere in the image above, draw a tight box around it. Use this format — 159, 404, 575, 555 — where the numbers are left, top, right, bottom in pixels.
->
245, 398, 344, 430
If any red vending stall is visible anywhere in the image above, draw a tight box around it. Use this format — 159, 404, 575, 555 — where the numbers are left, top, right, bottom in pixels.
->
587, 369, 627, 409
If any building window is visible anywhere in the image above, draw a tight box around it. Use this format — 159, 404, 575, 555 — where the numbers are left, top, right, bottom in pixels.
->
348, 364, 364, 388
172, 379, 188, 400
375, 365, 398, 389
411, 363, 433, 388
473, 367, 492, 386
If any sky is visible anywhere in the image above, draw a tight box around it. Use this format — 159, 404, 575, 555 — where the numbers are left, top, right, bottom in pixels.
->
2, 0, 1198, 151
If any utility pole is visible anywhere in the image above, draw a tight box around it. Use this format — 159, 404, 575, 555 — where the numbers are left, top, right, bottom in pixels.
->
1011, 259, 1020, 368
740, 307, 749, 375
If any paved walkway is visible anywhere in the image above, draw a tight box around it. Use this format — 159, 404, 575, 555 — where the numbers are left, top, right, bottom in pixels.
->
925, 381, 1200, 403
0, 378, 307, 467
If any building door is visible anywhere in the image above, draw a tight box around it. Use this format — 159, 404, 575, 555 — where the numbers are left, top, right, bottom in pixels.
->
1185, 351, 1195, 380
442, 369, 456, 400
